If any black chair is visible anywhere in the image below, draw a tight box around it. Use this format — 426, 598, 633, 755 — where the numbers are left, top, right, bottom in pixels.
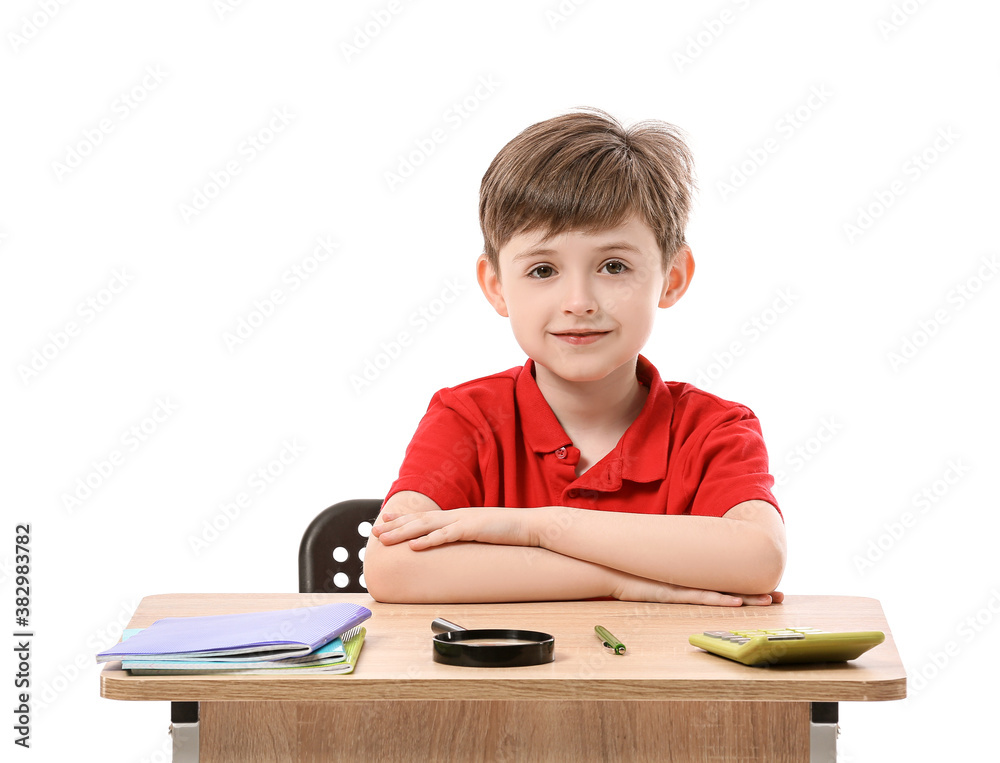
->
298, 498, 382, 593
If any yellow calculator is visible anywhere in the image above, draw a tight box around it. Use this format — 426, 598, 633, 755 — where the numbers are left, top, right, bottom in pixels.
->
689, 627, 885, 666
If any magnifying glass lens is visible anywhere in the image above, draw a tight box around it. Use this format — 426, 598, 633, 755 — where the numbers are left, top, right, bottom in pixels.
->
431, 621, 556, 667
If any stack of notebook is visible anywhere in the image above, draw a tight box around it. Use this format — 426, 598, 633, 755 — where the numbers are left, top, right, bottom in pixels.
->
95, 602, 371, 675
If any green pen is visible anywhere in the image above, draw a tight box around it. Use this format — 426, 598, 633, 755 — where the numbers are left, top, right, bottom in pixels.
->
595, 625, 626, 655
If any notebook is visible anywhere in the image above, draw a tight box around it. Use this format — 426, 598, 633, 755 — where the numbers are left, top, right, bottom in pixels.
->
96, 602, 371, 663
122, 626, 367, 675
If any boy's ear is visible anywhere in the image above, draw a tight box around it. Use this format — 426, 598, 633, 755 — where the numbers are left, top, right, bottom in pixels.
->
658, 245, 695, 309
477, 254, 509, 317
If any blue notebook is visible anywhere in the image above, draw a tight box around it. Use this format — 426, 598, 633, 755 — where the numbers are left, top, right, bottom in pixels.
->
120, 626, 367, 675
96, 602, 371, 663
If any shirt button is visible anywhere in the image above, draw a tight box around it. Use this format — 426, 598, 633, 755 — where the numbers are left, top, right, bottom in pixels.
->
555, 447, 567, 459
567, 488, 579, 498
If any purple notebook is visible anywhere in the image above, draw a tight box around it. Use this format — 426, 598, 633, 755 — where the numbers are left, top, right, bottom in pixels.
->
96, 602, 371, 663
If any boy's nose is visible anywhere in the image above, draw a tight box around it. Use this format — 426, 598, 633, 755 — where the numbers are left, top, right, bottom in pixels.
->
560, 276, 598, 315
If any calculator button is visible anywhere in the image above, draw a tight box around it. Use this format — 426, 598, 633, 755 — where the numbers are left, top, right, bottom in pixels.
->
766, 633, 805, 641
703, 631, 731, 638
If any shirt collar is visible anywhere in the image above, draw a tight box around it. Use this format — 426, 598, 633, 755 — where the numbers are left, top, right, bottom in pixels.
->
515, 355, 672, 484
516, 357, 574, 455
619, 355, 671, 483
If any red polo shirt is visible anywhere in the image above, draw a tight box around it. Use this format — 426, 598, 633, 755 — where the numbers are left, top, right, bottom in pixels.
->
384, 355, 780, 519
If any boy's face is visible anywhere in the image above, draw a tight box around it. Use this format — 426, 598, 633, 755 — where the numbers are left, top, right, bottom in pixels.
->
478, 216, 693, 386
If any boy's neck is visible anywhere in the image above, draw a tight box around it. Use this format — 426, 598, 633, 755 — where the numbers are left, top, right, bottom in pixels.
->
532, 357, 648, 441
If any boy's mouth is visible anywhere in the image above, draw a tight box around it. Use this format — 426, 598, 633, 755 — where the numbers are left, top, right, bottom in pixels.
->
552, 330, 611, 345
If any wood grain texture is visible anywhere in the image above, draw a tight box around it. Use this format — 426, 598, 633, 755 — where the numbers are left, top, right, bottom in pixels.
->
201, 700, 811, 763
101, 593, 906, 702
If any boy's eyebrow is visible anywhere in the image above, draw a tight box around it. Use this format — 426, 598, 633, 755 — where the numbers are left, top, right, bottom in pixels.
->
511, 241, 644, 263
511, 246, 556, 263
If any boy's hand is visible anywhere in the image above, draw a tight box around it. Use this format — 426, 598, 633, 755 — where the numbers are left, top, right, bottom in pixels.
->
612, 571, 783, 606
372, 507, 538, 550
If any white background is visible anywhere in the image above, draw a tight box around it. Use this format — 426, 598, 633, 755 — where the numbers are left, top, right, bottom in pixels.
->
3, 1, 998, 760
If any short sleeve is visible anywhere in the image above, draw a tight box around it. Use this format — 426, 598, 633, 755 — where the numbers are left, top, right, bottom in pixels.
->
383, 390, 493, 511
682, 405, 781, 520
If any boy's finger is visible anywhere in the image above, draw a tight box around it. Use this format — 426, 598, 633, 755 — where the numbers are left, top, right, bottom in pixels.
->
696, 590, 742, 606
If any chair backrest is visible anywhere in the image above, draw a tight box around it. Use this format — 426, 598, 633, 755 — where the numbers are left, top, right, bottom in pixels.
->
298, 498, 382, 593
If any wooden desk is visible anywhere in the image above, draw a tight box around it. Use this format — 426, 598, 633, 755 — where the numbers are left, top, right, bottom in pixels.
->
100, 593, 905, 763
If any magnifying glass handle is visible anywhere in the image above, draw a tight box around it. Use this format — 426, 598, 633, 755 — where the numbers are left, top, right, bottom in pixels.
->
431, 618, 466, 634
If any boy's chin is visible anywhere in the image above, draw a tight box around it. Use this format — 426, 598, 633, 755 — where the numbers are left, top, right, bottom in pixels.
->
532, 356, 638, 384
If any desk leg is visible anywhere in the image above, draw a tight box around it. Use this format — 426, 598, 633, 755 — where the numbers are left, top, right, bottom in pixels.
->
170, 701, 199, 763
810, 702, 838, 763
198, 699, 812, 762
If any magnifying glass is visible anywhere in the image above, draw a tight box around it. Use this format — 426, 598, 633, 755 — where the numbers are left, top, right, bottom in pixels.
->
431, 618, 555, 668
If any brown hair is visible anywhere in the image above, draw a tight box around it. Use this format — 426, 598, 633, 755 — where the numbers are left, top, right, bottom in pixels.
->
479, 108, 696, 277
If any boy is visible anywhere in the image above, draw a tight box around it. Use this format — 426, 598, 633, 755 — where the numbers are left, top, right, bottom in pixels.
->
364, 109, 785, 606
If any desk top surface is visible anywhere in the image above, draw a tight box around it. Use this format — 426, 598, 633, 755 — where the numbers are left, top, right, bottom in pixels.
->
100, 593, 906, 703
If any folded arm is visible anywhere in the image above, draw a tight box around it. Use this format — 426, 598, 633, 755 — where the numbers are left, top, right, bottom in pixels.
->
364, 491, 785, 604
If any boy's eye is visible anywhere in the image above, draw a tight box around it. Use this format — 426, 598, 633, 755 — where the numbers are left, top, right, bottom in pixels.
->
601, 260, 629, 275
528, 265, 555, 279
